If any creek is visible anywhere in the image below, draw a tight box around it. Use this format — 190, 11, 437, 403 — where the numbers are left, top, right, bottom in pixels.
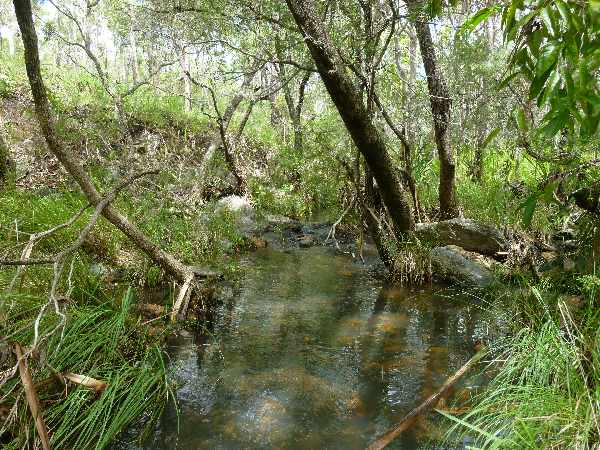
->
130, 244, 503, 449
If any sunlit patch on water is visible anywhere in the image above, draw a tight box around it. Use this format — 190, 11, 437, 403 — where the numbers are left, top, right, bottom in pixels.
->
128, 246, 505, 450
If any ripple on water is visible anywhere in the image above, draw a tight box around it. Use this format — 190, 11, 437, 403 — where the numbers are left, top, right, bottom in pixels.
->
132, 246, 501, 450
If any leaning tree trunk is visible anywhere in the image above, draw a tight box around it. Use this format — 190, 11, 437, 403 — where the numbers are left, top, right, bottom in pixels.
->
13, 0, 190, 282
406, 0, 459, 219
285, 0, 415, 236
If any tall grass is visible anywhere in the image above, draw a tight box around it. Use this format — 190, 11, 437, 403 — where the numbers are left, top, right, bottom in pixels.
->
445, 284, 600, 449
1, 289, 171, 450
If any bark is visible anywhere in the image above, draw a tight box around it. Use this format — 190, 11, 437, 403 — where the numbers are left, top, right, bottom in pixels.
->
180, 49, 192, 112
285, 0, 415, 236
234, 101, 255, 143
129, 28, 139, 84
407, 0, 459, 219
472, 127, 486, 182
371, 92, 421, 221
13, 0, 190, 282
363, 165, 393, 268
0, 126, 12, 189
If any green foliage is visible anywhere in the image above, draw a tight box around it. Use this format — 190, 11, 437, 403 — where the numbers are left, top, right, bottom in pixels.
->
445, 283, 600, 449
502, 0, 600, 139
458, 5, 502, 37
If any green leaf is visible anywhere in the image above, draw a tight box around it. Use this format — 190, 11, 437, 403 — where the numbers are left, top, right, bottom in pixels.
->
498, 71, 521, 90
540, 108, 569, 137
555, 0, 570, 24
515, 107, 528, 132
481, 127, 501, 149
539, 69, 561, 106
502, 2, 519, 39
529, 43, 561, 99
458, 6, 500, 36
536, 43, 561, 77
540, 6, 558, 37
520, 193, 538, 228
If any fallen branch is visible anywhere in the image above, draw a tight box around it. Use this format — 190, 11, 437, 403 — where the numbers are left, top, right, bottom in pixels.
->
14, 343, 51, 450
365, 346, 487, 450
14, 0, 191, 283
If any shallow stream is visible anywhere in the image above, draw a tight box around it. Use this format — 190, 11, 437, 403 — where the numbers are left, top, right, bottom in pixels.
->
134, 245, 499, 449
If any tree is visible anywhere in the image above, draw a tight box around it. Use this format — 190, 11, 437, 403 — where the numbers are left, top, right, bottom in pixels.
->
0, 129, 11, 189
12, 0, 193, 284
284, 0, 415, 237
406, 0, 459, 219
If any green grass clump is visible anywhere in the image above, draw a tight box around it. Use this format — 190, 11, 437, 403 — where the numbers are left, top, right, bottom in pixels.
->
1, 289, 171, 450
444, 283, 600, 449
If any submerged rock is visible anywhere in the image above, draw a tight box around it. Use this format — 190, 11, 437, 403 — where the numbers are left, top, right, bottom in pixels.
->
416, 218, 506, 256
430, 245, 495, 287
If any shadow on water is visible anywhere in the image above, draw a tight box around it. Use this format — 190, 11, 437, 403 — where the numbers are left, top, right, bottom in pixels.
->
128, 246, 503, 450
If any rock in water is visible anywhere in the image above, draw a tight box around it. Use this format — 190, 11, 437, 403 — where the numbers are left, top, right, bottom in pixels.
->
430, 245, 495, 287
416, 218, 506, 256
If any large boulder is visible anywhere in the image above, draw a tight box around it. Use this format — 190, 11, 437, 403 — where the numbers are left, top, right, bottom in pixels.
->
430, 245, 495, 287
416, 218, 506, 256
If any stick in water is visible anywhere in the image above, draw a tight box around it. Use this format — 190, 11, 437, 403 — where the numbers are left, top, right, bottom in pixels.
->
366, 346, 487, 450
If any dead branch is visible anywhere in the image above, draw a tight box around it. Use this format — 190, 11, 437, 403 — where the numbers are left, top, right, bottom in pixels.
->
366, 346, 487, 450
170, 272, 194, 322
325, 197, 355, 250
14, 344, 51, 450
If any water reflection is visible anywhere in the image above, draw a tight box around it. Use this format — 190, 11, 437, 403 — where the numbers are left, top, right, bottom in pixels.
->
133, 246, 499, 449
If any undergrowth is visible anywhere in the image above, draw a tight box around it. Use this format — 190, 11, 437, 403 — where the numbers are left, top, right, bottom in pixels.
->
444, 280, 600, 449
0, 289, 171, 449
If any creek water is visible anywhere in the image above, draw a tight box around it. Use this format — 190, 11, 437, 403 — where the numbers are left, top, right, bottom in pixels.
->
134, 245, 499, 449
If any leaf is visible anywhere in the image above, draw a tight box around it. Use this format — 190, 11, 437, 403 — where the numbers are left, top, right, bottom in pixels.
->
481, 127, 501, 149
540, 108, 569, 137
539, 69, 561, 106
529, 43, 561, 99
515, 107, 528, 132
555, 0, 570, 24
498, 71, 521, 90
535, 43, 561, 77
520, 193, 538, 228
540, 6, 557, 37
502, 2, 519, 39
458, 6, 500, 36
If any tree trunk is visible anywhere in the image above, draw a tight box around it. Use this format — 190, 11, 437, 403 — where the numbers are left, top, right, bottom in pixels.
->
285, 0, 415, 236
198, 71, 255, 178
363, 165, 392, 268
129, 29, 139, 84
13, 0, 190, 282
234, 101, 255, 143
0, 130, 11, 189
407, 0, 459, 219
181, 49, 192, 112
